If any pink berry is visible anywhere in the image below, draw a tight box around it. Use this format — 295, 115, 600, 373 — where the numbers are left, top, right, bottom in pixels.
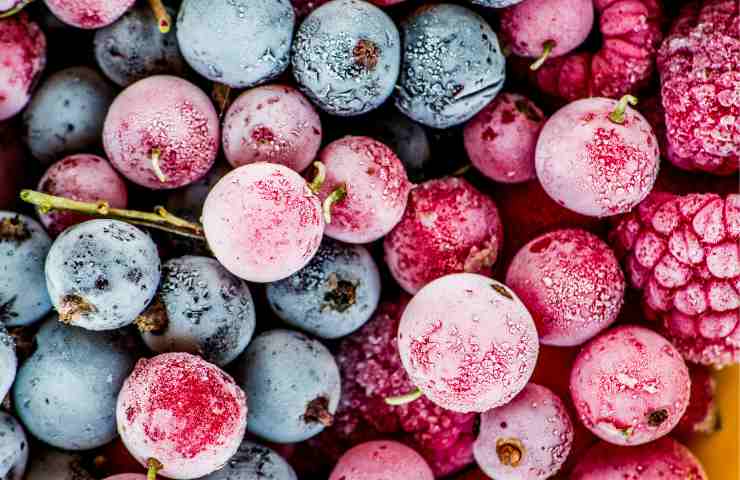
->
535, 96, 660, 217
464, 93, 544, 184
317, 136, 412, 244
506, 229, 625, 346
222, 85, 322, 173
570, 325, 691, 446
500, 0, 594, 63
675, 364, 719, 439
0, 14, 46, 121
398, 273, 539, 413
474, 383, 573, 480
43, 0, 135, 29
103, 75, 219, 190
116, 352, 247, 479
657, 0, 739, 176
37, 154, 128, 236
329, 440, 434, 480
202, 162, 324, 282
610, 192, 740, 366
571, 437, 707, 480
103, 476, 146, 480
384, 177, 503, 294
0, 121, 25, 209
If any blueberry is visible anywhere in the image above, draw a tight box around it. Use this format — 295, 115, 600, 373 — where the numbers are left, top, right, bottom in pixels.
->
0, 212, 52, 327
0, 326, 17, 401
291, 0, 400, 116
24, 447, 92, 480
22, 67, 116, 165
94, 5, 186, 87
138, 255, 256, 367
467, 0, 524, 6
0, 412, 27, 480
232, 329, 341, 443
176, 0, 295, 88
266, 239, 380, 339
395, 4, 506, 129
12, 317, 139, 450
201, 440, 297, 480
44, 219, 160, 331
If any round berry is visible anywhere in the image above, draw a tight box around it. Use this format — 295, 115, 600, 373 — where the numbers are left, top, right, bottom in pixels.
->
199, 441, 297, 480
0, 14, 46, 121
0, 326, 16, 401
0, 412, 28, 480
43, 0, 135, 29
329, 441, 434, 480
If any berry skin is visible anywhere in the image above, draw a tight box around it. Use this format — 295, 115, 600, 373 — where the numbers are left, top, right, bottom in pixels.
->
0, 122, 25, 210
24, 447, 94, 480
0, 14, 46, 121
292, 0, 401, 116
610, 192, 740, 366
0, 412, 27, 480
464, 93, 545, 184
571, 437, 707, 480
398, 273, 539, 413
176, 0, 294, 88
0, 212, 52, 327
43, 0, 135, 29
384, 177, 503, 294
222, 85, 322, 172
37, 154, 128, 237
102, 476, 145, 480
22, 67, 116, 165
675, 364, 719, 439
474, 383, 573, 480
506, 229, 625, 346
0, 326, 16, 401
329, 441, 434, 480
45, 220, 160, 331
657, 0, 739, 175
395, 4, 506, 129
103, 75, 219, 190
468, 0, 523, 6
202, 163, 324, 283
116, 352, 248, 479
291, 0, 329, 18
232, 329, 341, 443
94, 5, 185, 87
13, 317, 138, 450
535, 97, 660, 217
137, 255, 256, 367
317, 136, 412, 243
266, 239, 381, 339
199, 441, 297, 480
500, 0, 594, 61
570, 325, 691, 446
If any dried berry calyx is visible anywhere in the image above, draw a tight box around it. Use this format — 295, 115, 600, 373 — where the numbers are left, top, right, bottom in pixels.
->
58, 294, 97, 324
304, 396, 334, 426
496, 437, 524, 467
0, 216, 30, 242
322, 274, 358, 313
353, 39, 380, 70
648, 409, 669, 427
135, 297, 169, 334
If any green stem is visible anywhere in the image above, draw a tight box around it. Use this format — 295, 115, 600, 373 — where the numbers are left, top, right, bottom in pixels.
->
150, 148, 167, 183
147, 0, 171, 33
322, 184, 347, 224
307, 161, 326, 194
452, 164, 471, 176
530, 40, 556, 71
609, 94, 639, 125
20, 190, 205, 240
147, 458, 162, 480
0, 0, 34, 18
384, 387, 423, 406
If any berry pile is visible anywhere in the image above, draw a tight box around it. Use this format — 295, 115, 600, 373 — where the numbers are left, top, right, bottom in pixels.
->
0, 0, 736, 478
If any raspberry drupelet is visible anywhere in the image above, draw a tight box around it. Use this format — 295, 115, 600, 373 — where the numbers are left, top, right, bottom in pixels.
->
0, 14, 46, 121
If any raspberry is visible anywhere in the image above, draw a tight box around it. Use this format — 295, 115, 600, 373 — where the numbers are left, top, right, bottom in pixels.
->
610, 192, 740, 366
657, 0, 739, 175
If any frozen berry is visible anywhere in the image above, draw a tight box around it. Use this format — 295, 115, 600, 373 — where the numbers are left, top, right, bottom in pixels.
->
291, 0, 329, 18
0, 326, 16, 401
657, 0, 739, 175
116, 352, 247, 479
0, 122, 26, 210
43, 0, 135, 28
0, 412, 28, 480
474, 383, 573, 480
24, 447, 94, 480
464, 93, 544, 184
506, 229, 625, 346
0, 14, 46, 121
395, 4, 505, 129
384, 177, 503, 294
317, 136, 411, 243
500, 0, 593, 69
202, 162, 324, 283
675, 364, 719, 438
398, 273, 539, 413
199, 440, 297, 480
610, 192, 740, 366
571, 437, 707, 479
222, 85, 321, 172
37, 154, 128, 237
329, 441, 434, 480
102, 75, 219, 190
570, 325, 691, 446
535, 96, 660, 217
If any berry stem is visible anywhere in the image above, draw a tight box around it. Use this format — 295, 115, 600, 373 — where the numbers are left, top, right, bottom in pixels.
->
322, 184, 347, 224
307, 161, 326, 194
608, 94, 639, 125
452, 164, 471, 176
0, 0, 33, 18
147, 0, 171, 33
212, 83, 232, 117
150, 148, 167, 183
384, 387, 423, 406
147, 457, 163, 480
20, 190, 206, 240
496, 438, 524, 467
530, 40, 556, 71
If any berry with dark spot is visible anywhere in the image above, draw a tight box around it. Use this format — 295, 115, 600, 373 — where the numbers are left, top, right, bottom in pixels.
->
0, 14, 46, 121
199, 440, 297, 480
